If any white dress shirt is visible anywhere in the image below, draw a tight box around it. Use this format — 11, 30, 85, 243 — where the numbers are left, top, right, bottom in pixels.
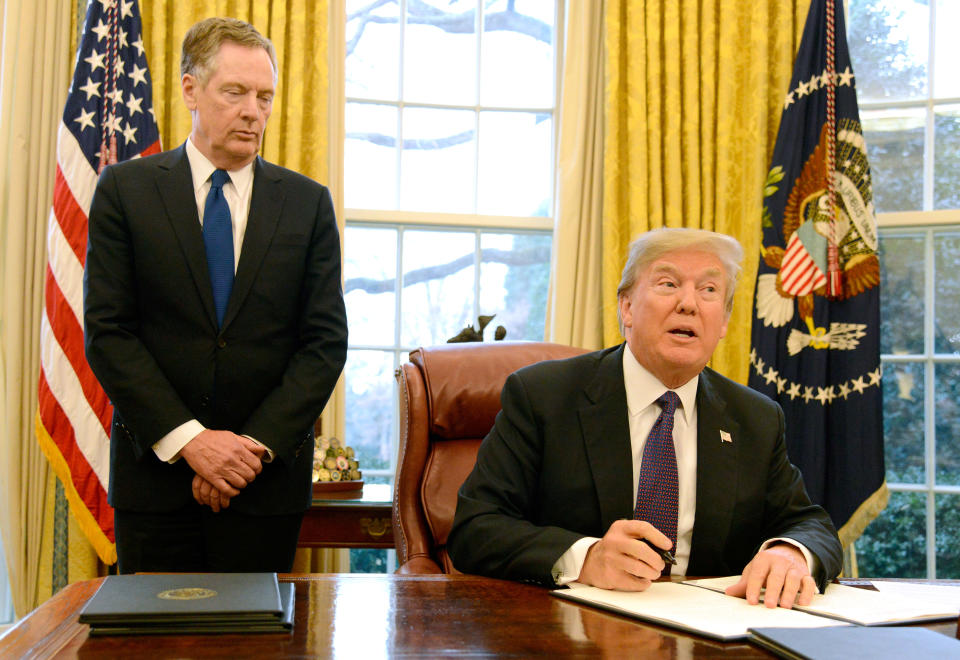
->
553, 347, 816, 584
151, 139, 256, 463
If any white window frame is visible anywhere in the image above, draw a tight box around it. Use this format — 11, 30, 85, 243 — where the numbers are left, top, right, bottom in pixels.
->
876, 214, 960, 577
849, 0, 960, 577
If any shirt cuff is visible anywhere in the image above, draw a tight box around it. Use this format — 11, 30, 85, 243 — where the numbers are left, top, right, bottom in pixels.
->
551, 537, 600, 585
760, 537, 822, 592
153, 419, 205, 463
242, 435, 274, 462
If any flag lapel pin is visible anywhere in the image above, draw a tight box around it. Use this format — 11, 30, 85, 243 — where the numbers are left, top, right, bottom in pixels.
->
720, 430, 732, 443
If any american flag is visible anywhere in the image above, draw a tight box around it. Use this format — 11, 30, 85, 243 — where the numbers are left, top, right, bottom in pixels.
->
36, 0, 160, 565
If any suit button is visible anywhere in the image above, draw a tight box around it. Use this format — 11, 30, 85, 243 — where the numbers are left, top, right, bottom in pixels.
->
217, 338, 227, 349
200, 395, 210, 407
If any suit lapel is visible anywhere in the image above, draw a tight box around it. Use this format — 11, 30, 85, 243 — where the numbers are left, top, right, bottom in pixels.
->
689, 369, 740, 570
222, 157, 284, 329
579, 344, 634, 531
155, 145, 218, 329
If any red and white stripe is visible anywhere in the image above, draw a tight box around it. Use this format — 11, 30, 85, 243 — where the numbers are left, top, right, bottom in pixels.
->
779, 231, 827, 297
37, 122, 160, 564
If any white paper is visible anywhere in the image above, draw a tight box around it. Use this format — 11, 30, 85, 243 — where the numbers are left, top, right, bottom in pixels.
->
684, 575, 958, 625
555, 581, 845, 641
870, 580, 960, 614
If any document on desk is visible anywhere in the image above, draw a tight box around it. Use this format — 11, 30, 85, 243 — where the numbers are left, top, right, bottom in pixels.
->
684, 575, 959, 625
552, 581, 847, 641
869, 579, 960, 613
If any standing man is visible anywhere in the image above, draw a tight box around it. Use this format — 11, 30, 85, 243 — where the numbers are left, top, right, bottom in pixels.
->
84, 17, 347, 573
449, 228, 842, 608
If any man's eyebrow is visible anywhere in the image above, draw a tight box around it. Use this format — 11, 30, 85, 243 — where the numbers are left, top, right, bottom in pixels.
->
699, 267, 723, 280
650, 263, 724, 283
650, 263, 681, 277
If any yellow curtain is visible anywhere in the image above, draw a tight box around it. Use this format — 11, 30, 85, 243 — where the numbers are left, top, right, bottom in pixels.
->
603, 0, 807, 383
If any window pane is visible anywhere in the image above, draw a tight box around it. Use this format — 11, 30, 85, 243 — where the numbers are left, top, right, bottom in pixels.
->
934, 0, 960, 98
345, 103, 398, 209
346, 0, 400, 100
480, 0, 555, 107
935, 363, 960, 486
344, 350, 396, 472
934, 232, 960, 353
477, 111, 552, 216
935, 493, 960, 578
855, 491, 926, 578
401, 230, 475, 345
400, 108, 476, 213
403, 0, 478, 105
934, 105, 960, 210
479, 233, 551, 340
862, 109, 924, 213
848, 0, 928, 103
882, 361, 925, 484
350, 548, 389, 573
345, 226, 398, 346
879, 234, 924, 354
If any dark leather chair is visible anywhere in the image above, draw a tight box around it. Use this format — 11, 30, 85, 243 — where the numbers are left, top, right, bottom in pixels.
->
392, 341, 590, 574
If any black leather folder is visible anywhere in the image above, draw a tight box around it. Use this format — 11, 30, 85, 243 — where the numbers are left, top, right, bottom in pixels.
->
79, 572, 294, 635
749, 625, 960, 659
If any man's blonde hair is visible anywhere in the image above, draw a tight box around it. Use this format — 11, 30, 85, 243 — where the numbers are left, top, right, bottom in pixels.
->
616, 228, 743, 331
181, 17, 277, 85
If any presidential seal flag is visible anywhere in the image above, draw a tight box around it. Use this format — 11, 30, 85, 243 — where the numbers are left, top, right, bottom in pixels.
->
36, 0, 161, 565
749, 0, 886, 548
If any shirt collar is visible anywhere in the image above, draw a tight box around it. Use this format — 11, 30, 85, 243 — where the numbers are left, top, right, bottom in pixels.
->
185, 137, 255, 198
622, 345, 698, 426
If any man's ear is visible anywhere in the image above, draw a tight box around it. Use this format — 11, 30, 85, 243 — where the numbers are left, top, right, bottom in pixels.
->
181, 74, 198, 110
618, 294, 632, 329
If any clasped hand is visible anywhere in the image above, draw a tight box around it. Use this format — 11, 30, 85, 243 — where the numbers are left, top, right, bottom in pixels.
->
179, 429, 265, 512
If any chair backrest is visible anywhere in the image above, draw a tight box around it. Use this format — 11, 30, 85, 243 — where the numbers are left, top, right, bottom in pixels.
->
392, 341, 590, 573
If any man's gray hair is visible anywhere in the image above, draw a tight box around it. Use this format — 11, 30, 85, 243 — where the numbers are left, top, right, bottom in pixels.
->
616, 227, 743, 328
181, 17, 277, 85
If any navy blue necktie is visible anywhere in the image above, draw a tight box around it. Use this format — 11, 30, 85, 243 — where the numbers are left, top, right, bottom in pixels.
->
203, 169, 234, 327
634, 391, 681, 570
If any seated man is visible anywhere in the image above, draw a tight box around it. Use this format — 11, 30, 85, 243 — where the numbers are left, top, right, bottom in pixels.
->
448, 228, 842, 609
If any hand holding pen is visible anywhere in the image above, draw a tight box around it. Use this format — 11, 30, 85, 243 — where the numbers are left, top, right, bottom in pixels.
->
576, 519, 676, 591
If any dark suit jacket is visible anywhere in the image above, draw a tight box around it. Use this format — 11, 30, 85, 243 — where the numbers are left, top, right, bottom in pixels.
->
448, 344, 842, 589
83, 144, 347, 515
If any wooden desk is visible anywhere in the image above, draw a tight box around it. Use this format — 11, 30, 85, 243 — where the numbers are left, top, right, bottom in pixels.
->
299, 483, 393, 549
2, 575, 958, 658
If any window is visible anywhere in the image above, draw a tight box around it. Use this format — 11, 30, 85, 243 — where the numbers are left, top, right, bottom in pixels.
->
848, 0, 960, 578
341, 1, 560, 569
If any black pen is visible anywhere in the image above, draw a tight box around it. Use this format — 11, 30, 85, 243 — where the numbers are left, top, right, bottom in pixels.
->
642, 538, 677, 565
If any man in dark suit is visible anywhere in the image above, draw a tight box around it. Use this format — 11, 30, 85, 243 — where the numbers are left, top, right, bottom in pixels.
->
83, 17, 347, 573
449, 228, 842, 609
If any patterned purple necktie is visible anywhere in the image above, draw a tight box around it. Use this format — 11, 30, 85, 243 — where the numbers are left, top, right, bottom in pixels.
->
634, 391, 681, 568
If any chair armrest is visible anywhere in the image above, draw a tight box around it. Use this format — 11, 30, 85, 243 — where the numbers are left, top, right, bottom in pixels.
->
396, 555, 445, 574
